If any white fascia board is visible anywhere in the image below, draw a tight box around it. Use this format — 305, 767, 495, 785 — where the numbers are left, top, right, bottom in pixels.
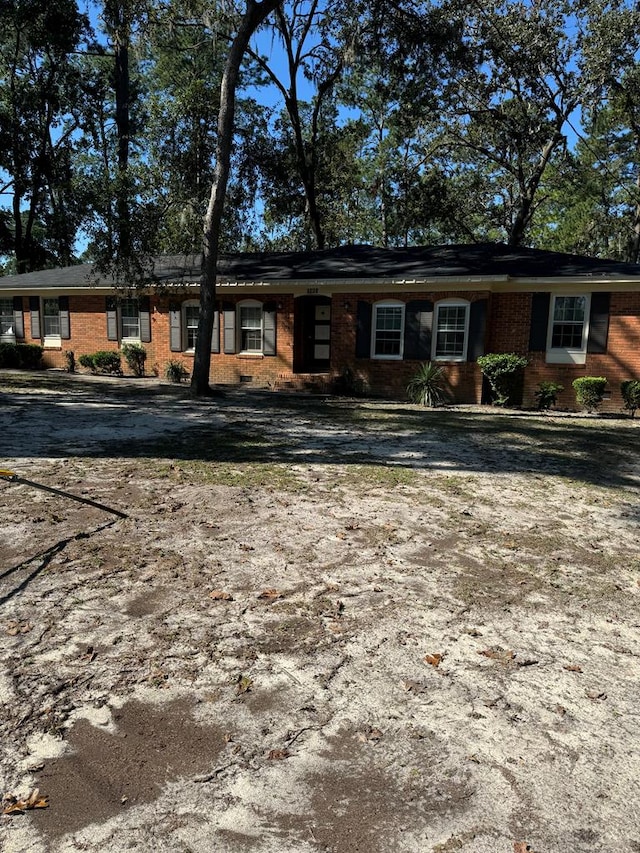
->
215, 275, 506, 292
494, 276, 640, 292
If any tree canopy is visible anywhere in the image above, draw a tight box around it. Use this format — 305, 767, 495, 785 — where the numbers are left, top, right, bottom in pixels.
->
1, 0, 640, 276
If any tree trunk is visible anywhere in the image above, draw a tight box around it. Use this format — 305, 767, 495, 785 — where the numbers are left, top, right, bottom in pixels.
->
191, 0, 282, 397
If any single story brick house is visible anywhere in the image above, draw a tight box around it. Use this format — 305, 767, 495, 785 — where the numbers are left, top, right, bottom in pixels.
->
1, 243, 639, 410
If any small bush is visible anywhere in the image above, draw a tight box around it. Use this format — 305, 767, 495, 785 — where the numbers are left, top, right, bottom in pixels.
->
122, 342, 147, 377
78, 353, 95, 371
16, 344, 43, 369
407, 361, 448, 407
477, 353, 528, 407
0, 343, 43, 369
535, 381, 564, 411
165, 359, 189, 383
0, 342, 21, 368
572, 376, 607, 412
79, 351, 122, 375
621, 379, 640, 418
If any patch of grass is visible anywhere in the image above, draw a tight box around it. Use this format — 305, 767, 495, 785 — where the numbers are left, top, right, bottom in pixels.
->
345, 463, 420, 490
150, 459, 306, 491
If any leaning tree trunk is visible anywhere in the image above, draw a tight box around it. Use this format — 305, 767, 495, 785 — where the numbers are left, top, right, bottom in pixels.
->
191, 0, 282, 397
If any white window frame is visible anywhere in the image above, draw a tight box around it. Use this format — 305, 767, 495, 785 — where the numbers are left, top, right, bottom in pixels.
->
371, 300, 405, 360
42, 297, 61, 347
182, 300, 200, 352
238, 299, 263, 354
120, 298, 141, 343
546, 294, 590, 365
432, 299, 470, 362
0, 297, 15, 342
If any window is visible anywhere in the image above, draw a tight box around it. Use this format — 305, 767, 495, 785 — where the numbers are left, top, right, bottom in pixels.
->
239, 302, 263, 352
184, 302, 199, 351
433, 300, 469, 360
120, 298, 140, 339
0, 298, 14, 337
372, 301, 404, 359
43, 298, 61, 338
547, 294, 590, 364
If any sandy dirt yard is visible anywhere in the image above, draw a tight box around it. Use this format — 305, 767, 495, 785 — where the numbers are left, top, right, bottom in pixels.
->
0, 370, 639, 853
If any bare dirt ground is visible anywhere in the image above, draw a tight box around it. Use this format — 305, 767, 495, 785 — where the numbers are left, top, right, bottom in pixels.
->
1, 369, 639, 853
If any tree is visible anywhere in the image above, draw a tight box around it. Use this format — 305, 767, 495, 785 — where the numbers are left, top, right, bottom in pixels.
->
442, 0, 580, 246
0, 0, 90, 272
191, 0, 282, 397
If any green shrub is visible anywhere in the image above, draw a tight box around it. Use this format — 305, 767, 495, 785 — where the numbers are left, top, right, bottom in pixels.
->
165, 359, 189, 383
78, 351, 122, 375
16, 344, 43, 369
0, 343, 43, 369
407, 361, 448, 407
477, 353, 528, 407
621, 379, 640, 418
0, 342, 21, 368
535, 381, 564, 411
121, 342, 147, 377
572, 376, 607, 412
78, 353, 95, 371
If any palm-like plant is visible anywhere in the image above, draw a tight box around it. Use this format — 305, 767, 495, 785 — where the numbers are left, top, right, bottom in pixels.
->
406, 362, 448, 407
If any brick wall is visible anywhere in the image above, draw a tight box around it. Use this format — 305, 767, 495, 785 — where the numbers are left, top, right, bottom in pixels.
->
330, 291, 486, 403
13, 288, 640, 409
493, 292, 640, 412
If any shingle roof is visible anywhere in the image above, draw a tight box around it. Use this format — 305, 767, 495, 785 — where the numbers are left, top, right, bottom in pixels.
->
1, 243, 639, 290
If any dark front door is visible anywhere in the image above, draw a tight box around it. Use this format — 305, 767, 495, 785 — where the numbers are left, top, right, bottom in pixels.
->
294, 295, 331, 373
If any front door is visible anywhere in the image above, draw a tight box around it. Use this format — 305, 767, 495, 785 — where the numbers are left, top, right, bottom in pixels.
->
294, 295, 331, 374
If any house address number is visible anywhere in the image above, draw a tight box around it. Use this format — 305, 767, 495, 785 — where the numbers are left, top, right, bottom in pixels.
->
307, 287, 319, 294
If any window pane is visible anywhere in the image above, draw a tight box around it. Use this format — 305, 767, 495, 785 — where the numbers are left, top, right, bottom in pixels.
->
374, 305, 402, 356
551, 296, 585, 348
43, 298, 60, 336
185, 305, 199, 350
121, 299, 140, 338
0, 298, 13, 335
240, 306, 262, 351
435, 305, 467, 357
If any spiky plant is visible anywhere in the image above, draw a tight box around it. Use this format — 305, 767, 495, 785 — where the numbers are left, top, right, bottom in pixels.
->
407, 362, 448, 407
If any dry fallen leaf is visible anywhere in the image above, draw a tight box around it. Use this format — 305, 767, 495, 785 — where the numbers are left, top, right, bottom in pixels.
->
564, 664, 582, 673
479, 648, 515, 664
2, 789, 49, 815
257, 589, 281, 601
6, 621, 32, 637
424, 653, 443, 668
267, 748, 290, 760
209, 589, 233, 601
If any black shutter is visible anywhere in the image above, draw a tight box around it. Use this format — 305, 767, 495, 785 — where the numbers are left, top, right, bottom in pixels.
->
106, 297, 118, 341
587, 292, 610, 354
13, 296, 24, 338
211, 306, 220, 353
169, 303, 182, 352
59, 295, 70, 340
528, 293, 551, 351
223, 303, 235, 353
468, 299, 488, 362
29, 296, 41, 339
139, 296, 151, 343
263, 302, 276, 356
355, 301, 372, 358
404, 300, 433, 360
